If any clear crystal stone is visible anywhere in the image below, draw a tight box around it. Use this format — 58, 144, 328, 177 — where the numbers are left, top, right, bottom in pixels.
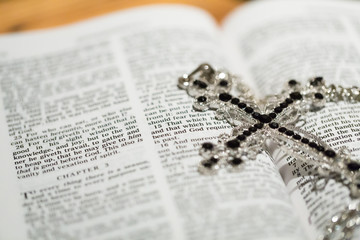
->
178, 74, 190, 89
193, 101, 209, 111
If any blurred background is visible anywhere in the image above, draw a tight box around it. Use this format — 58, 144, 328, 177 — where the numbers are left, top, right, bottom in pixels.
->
0, 0, 245, 34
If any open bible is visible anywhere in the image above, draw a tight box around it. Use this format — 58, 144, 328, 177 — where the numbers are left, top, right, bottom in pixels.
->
1, 0, 360, 239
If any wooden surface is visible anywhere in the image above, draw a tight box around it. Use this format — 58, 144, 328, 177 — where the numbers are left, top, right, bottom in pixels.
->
0, 0, 244, 34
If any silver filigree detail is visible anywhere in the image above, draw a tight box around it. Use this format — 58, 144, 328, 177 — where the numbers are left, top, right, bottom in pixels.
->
178, 63, 360, 240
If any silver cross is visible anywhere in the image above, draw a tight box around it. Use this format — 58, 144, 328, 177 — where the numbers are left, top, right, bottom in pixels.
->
178, 63, 360, 240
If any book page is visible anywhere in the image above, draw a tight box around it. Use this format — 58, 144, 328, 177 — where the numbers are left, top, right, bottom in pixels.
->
0, 4, 306, 240
0, 6, 218, 240
116, 12, 307, 240
222, 0, 360, 238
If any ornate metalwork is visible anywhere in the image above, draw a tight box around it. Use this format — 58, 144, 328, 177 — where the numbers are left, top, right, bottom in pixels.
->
178, 63, 360, 240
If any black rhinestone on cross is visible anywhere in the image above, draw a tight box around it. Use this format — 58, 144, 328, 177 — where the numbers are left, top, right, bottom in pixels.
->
201, 88, 336, 170
178, 63, 358, 183
178, 63, 360, 240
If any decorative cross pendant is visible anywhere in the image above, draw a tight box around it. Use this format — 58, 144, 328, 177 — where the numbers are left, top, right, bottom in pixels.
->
178, 63, 360, 240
